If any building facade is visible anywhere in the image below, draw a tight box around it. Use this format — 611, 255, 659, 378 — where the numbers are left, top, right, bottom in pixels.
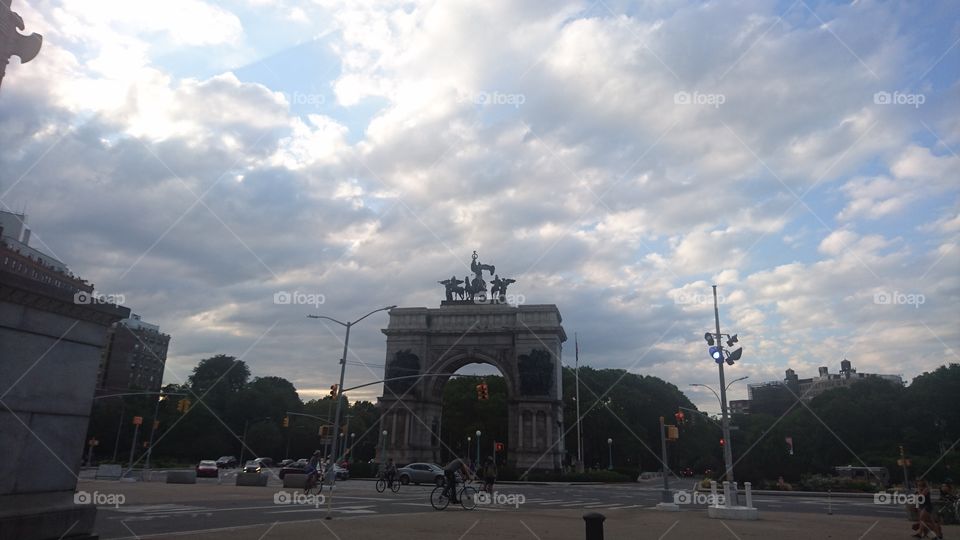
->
733, 360, 903, 416
97, 314, 171, 394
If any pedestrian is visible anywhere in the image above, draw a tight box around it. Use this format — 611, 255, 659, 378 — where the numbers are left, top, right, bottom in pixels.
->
913, 479, 943, 539
482, 456, 497, 494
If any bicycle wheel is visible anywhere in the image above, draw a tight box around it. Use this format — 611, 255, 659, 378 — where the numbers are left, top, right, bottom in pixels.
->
390, 479, 401, 493
430, 486, 450, 510
953, 499, 960, 524
459, 485, 477, 510
376, 478, 386, 493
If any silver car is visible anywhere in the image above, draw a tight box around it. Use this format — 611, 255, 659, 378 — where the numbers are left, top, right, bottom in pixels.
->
396, 462, 445, 486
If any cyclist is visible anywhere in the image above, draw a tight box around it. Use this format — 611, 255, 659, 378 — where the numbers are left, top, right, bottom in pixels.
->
913, 479, 943, 540
481, 457, 497, 494
384, 458, 397, 488
442, 457, 472, 504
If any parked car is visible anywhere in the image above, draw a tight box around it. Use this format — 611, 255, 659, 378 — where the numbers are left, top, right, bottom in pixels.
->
196, 460, 219, 478
397, 462, 444, 486
243, 460, 262, 473
680, 467, 695, 477
279, 461, 306, 479
279, 461, 348, 480
279, 459, 294, 468
253, 457, 275, 468
216, 456, 238, 468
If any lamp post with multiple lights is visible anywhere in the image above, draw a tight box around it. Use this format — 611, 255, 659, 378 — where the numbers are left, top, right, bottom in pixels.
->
702, 285, 744, 486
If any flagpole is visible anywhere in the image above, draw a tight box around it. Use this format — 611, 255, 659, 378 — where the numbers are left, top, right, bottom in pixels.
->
575, 333, 584, 473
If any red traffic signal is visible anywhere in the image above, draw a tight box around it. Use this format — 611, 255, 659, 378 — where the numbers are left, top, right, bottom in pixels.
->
719, 438, 726, 447
674, 411, 685, 424
329, 384, 338, 398
495, 442, 505, 452
476, 382, 489, 400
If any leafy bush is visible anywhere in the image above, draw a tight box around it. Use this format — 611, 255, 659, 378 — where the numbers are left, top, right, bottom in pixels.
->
799, 474, 879, 493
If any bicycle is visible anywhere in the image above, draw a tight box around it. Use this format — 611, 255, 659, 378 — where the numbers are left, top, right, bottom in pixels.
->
430, 478, 477, 511
304, 470, 327, 496
935, 494, 959, 525
376, 472, 401, 494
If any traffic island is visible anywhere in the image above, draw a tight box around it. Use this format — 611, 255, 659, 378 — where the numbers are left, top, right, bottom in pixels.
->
166, 471, 196, 484
706, 481, 759, 521
236, 473, 268, 487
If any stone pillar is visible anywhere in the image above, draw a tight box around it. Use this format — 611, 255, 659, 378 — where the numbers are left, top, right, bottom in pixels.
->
0, 270, 129, 539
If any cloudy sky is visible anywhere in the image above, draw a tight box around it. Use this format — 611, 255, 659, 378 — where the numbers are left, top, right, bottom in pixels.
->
1, 0, 957, 413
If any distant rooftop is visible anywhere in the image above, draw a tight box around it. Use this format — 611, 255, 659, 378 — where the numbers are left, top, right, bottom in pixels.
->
0, 210, 92, 293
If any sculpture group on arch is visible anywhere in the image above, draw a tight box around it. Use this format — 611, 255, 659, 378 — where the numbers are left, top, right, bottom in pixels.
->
438, 250, 516, 302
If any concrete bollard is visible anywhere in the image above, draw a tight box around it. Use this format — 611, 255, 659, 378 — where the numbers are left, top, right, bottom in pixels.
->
745, 482, 753, 508
710, 480, 718, 506
236, 472, 268, 487
583, 512, 605, 540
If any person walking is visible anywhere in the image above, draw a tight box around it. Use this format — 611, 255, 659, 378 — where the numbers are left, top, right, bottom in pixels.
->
913, 479, 944, 539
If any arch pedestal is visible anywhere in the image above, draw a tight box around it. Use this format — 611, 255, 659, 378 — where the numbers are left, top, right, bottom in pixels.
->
376, 303, 566, 471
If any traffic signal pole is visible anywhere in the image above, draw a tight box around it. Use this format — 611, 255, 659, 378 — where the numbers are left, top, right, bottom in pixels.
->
713, 286, 736, 491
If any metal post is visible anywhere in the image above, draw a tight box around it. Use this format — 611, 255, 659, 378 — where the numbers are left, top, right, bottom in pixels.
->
659, 416, 671, 503
112, 401, 125, 462
476, 430, 481, 466
713, 286, 735, 486
126, 422, 140, 474
239, 420, 248, 465
145, 394, 162, 471
575, 334, 584, 473
583, 512, 605, 540
325, 322, 351, 520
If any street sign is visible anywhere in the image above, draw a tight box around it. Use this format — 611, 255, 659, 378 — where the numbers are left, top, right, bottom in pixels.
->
897, 458, 912, 466
132, 416, 143, 425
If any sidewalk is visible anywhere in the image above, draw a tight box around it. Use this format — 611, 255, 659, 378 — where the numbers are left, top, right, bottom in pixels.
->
108, 507, 938, 540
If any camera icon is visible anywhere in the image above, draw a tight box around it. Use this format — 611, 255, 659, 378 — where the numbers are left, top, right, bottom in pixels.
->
474, 92, 490, 105
273, 491, 290, 504
873, 91, 891, 105
873, 492, 891, 504
273, 291, 292, 305
873, 292, 891, 305
673, 91, 691, 105
74, 491, 91, 505
73, 291, 91, 305
673, 490, 692, 504
476, 491, 491, 504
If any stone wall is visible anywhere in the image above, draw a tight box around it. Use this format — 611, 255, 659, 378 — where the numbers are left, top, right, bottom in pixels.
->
0, 269, 129, 539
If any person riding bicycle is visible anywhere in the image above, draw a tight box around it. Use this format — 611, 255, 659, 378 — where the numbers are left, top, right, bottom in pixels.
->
443, 457, 472, 504
305, 450, 322, 488
384, 458, 398, 488
481, 456, 497, 494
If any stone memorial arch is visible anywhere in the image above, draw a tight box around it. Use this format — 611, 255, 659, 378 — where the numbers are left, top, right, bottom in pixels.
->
376, 252, 566, 470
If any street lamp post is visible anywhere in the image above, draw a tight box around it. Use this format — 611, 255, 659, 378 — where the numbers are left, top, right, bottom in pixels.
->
475, 430, 481, 466
307, 306, 397, 470
381, 430, 388, 465
145, 391, 186, 471
467, 436, 471, 461
607, 438, 613, 470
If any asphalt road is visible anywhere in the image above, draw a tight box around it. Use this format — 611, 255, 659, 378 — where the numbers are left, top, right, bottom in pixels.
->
87, 476, 912, 539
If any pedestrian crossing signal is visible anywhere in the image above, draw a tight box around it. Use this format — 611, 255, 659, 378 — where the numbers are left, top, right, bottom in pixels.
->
495, 442, 505, 452
282, 416, 289, 428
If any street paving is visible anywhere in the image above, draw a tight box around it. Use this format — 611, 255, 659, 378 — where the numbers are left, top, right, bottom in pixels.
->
86, 477, 914, 539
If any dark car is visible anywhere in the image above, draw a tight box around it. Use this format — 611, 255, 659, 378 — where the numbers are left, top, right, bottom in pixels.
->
279, 461, 306, 479
243, 460, 262, 473
279, 459, 294, 468
196, 460, 219, 478
216, 456, 238, 468
397, 462, 444, 486
256, 457, 275, 468
680, 467, 694, 477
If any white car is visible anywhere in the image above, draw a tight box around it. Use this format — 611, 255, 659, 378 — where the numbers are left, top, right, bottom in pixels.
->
397, 462, 445, 486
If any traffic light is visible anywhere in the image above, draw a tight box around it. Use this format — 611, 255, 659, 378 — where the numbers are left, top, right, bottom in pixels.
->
709, 346, 722, 363
282, 416, 289, 428
726, 347, 742, 365
320, 425, 330, 437
329, 384, 338, 398
674, 410, 685, 425
176, 398, 191, 413
476, 382, 489, 400
495, 442, 505, 452
719, 438, 726, 447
